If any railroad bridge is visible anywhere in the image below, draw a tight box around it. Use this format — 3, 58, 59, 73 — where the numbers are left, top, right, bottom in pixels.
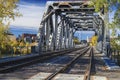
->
1, 1, 120, 80
37, 1, 110, 54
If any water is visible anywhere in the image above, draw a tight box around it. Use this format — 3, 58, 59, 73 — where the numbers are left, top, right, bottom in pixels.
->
10, 26, 38, 37
9, 26, 94, 40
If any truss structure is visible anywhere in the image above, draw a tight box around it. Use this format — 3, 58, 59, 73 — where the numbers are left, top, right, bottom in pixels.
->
37, 1, 109, 53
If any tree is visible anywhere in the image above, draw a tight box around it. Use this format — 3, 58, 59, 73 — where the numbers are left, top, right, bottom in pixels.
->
110, 37, 120, 50
91, 35, 98, 46
0, 0, 21, 22
0, 23, 11, 54
89, 0, 108, 13
73, 37, 80, 44
26, 42, 30, 54
11, 40, 19, 54
0, 0, 21, 54
113, 7, 120, 29
90, 0, 120, 50
89, 0, 120, 26
0, 23, 9, 42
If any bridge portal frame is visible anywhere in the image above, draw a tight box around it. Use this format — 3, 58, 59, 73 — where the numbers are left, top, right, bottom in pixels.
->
37, 1, 109, 54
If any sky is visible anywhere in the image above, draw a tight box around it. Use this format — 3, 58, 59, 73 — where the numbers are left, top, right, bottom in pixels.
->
9, 0, 118, 40
10, 0, 46, 32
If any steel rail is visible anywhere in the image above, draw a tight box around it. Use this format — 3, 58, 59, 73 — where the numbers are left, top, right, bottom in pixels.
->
44, 46, 90, 80
84, 47, 95, 80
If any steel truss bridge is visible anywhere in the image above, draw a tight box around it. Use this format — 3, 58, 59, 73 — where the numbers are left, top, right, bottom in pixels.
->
37, 1, 110, 54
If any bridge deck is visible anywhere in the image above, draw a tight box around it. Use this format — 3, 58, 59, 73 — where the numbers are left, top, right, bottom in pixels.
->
28, 72, 107, 80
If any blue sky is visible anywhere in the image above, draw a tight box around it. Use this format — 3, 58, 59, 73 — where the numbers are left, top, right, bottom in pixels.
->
10, 0, 46, 37
9, 0, 118, 40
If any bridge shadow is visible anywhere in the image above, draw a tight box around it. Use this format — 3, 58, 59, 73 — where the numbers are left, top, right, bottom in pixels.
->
42, 55, 73, 65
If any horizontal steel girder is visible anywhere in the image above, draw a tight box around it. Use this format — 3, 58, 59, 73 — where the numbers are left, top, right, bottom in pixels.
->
56, 8, 95, 12
73, 21, 93, 23
68, 17, 93, 19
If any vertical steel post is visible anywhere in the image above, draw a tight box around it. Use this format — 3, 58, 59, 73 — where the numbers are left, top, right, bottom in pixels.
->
69, 27, 73, 48
61, 17, 65, 49
68, 24, 71, 48
59, 16, 64, 49
55, 13, 58, 50
46, 19, 50, 51
65, 23, 69, 48
49, 15, 54, 51
38, 22, 45, 54
63, 20, 66, 49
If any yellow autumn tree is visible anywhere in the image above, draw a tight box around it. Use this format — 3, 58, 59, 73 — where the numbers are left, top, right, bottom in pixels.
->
0, 0, 21, 54
91, 36, 98, 46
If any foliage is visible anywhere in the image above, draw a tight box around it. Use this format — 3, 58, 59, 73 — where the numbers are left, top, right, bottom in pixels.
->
0, 0, 21, 55
73, 37, 80, 44
91, 36, 98, 46
113, 7, 120, 29
90, 0, 120, 13
89, 0, 108, 13
90, 0, 120, 50
110, 37, 120, 50
0, 23, 9, 41
11, 40, 19, 47
0, 0, 21, 22
109, 22, 117, 36
90, 0, 120, 27
109, 2, 120, 34
9, 40, 31, 55
19, 41, 25, 48
0, 23, 11, 54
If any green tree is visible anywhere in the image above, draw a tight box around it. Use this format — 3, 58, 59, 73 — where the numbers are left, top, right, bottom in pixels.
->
0, 0, 21, 22
113, 7, 120, 29
11, 40, 19, 54
0, 23, 11, 54
89, 0, 120, 26
90, 0, 120, 49
0, 0, 21, 54
89, 0, 108, 13
0, 23, 9, 41
26, 42, 30, 54
74, 37, 80, 44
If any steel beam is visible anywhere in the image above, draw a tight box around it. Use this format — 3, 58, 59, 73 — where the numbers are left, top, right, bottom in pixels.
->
42, 10, 54, 23
56, 8, 95, 12
69, 17, 93, 20
54, 13, 58, 50
65, 12, 93, 15
38, 1, 105, 52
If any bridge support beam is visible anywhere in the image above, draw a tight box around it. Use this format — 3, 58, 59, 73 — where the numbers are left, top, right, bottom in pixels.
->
53, 13, 58, 50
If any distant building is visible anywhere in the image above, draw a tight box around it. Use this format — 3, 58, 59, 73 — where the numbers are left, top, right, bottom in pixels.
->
87, 38, 92, 43
22, 33, 37, 43
7, 33, 16, 41
16, 35, 22, 41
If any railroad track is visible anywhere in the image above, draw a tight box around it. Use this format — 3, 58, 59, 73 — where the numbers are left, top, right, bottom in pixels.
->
84, 47, 96, 80
44, 46, 90, 80
0, 46, 87, 73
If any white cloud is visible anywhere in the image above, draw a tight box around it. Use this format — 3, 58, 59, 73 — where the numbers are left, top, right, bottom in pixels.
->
10, 3, 45, 29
